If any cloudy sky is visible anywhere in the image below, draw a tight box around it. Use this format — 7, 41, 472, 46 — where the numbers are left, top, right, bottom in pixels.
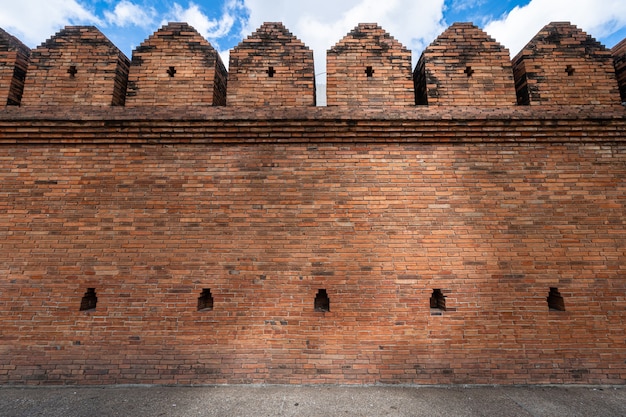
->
1, 0, 626, 89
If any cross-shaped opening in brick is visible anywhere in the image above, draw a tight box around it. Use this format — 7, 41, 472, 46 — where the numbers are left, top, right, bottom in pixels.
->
266, 66, 276, 77
365, 66, 374, 77
68, 66, 77, 78
565, 65, 575, 76
167, 66, 176, 77
464, 66, 474, 77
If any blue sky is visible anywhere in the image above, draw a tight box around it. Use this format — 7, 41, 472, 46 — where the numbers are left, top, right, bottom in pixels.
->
1, 0, 626, 73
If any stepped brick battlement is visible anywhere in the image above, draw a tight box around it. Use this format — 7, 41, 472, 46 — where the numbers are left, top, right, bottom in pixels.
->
227, 22, 316, 106
512, 22, 620, 106
126, 22, 227, 107
0, 28, 30, 106
1, 21, 624, 107
0, 20, 625, 387
327, 23, 413, 106
613, 38, 626, 103
414, 22, 517, 106
19, 26, 129, 107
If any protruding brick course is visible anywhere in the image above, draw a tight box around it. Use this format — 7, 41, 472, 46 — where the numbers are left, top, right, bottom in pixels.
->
327, 23, 413, 106
21, 26, 130, 106
0, 28, 30, 106
227, 22, 315, 106
126, 22, 227, 106
613, 38, 626, 103
414, 23, 516, 106
512, 22, 620, 106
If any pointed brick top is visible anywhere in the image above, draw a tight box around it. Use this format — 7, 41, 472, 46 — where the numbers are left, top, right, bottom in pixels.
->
235, 22, 310, 50
0, 27, 29, 54
38, 25, 128, 61
135, 22, 218, 53
329, 23, 409, 53
426, 22, 509, 53
515, 21, 609, 59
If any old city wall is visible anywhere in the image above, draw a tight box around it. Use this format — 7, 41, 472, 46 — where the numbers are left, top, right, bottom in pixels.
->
0, 21, 625, 385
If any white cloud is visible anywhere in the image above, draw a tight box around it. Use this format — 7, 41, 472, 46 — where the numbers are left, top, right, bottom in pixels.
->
0, 0, 102, 46
104, 0, 156, 28
166, 1, 243, 42
241, 0, 446, 104
484, 0, 626, 57
242, 0, 446, 69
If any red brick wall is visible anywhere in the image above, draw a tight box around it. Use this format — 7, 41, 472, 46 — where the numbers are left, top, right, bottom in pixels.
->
327, 23, 413, 106
227, 22, 315, 106
414, 23, 516, 106
613, 38, 626, 103
0, 107, 625, 385
512, 22, 620, 106
126, 22, 227, 106
0, 28, 30, 106
20, 26, 129, 107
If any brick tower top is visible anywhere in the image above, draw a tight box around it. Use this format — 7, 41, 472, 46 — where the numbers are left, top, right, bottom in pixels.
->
414, 22, 516, 106
227, 22, 315, 106
21, 26, 130, 106
612, 38, 626, 103
327, 23, 413, 106
0, 28, 30, 106
126, 22, 227, 107
512, 22, 620, 106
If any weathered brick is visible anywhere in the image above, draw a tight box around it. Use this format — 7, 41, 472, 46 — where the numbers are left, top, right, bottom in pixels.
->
414, 22, 516, 106
228, 22, 315, 106
613, 38, 626, 103
0, 28, 30, 106
512, 22, 621, 106
126, 22, 227, 106
20, 26, 129, 106
327, 23, 413, 106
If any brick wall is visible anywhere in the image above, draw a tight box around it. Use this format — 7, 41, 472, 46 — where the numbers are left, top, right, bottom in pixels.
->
0, 106, 625, 385
613, 38, 626, 103
0, 28, 30, 106
414, 23, 516, 106
512, 22, 620, 106
227, 22, 315, 106
126, 22, 227, 106
327, 23, 413, 106
20, 26, 130, 107
0, 20, 625, 386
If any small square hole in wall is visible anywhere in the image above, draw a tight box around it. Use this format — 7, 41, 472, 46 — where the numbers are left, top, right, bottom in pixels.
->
314, 289, 329, 312
547, 287, 565, 311
430, 289, 446, 315
79, 288, 97, 311
197, 288, 214, 311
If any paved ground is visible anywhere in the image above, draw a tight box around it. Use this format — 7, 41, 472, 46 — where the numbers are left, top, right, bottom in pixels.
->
1, 385, 625, 417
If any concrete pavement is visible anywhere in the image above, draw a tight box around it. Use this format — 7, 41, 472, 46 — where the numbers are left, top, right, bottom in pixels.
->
1, 385, 625, 417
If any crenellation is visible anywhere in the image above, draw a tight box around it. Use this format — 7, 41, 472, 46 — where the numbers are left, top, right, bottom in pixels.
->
414, 23, 517, 106
327, 23, 413, 107
20, 26, 130, 106
0, 20, 625, 386
227, 22, 316, 106
613, 38, 626, 103
1, 21, 625, 107
126, 22, 227, 107
512, 22, 621, 106
0, 28, 30, 106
